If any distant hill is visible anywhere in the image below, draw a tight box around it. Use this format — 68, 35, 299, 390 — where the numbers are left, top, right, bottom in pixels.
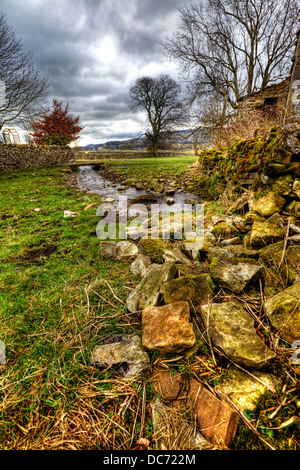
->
83, 129, 210, 151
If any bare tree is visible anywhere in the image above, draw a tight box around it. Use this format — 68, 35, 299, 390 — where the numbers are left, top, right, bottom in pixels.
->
163, 0, 299, 110
0, 12, 48, 133
129, 74, 184, 156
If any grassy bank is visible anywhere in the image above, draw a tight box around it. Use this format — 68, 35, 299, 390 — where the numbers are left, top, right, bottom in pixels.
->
91, 155, 198, 189
0, 165, 299, 451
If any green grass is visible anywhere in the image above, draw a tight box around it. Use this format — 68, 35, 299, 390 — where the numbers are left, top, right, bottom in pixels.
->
0, 166, 149, 450
1, 163, 299, 451
101, 155, 198, 187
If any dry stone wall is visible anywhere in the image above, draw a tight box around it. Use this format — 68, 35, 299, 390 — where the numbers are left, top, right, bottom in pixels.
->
0, 143, 75, 171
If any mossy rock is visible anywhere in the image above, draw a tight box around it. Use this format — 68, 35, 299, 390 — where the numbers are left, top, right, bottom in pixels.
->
211, 223, 239, 239
138, 238, 174, 264
162, 274, 215, 306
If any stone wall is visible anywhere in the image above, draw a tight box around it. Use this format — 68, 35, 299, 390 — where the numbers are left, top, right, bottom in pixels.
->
0, 143, 75, 171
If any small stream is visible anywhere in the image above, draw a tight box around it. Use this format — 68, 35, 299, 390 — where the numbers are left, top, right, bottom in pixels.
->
76, 165, 202, 216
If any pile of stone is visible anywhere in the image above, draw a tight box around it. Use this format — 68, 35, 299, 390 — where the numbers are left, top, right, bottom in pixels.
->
90, 210, 299, 448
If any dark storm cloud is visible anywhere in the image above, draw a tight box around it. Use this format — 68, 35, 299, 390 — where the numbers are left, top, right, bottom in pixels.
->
0, 0, 193, 144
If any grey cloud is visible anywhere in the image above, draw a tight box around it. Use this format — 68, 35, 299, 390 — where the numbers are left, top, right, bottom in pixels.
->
0, 0, 194, 144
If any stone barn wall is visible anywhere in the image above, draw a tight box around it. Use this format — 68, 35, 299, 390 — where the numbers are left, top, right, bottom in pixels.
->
0, 143, 75, 171
236, 79, 290, 125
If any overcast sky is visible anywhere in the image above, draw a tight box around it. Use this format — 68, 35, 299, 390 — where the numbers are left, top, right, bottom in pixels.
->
1, 0, 195, 145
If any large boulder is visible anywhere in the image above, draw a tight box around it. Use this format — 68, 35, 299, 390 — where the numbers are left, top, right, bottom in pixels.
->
142, 301, 196, 354
249, 192, 286, 217
264, 282, 300, 343
90, 334, 150, 378
162, 274, 215, 306
126, 261, 177, 312
250, 221, 285, 248
209, 257, 263, 293
201, 302, 276, 369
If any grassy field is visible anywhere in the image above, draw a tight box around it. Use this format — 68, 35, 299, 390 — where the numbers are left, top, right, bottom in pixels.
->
0, 164, 299, 450
78, 154, 199, 189
0, 166, 151, 450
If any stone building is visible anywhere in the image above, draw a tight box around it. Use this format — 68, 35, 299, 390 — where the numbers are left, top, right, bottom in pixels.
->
236, 79, 290, 124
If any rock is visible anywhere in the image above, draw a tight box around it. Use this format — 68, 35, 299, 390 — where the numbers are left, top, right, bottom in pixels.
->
165, 188, 176, 196
163, 274, 215, 307
228, 193, 250, 214
209, 257, 263, 293
199, 231, 217, 252
250, 221, 285, 248
149, 368, 185, 401
34, 208, 42, 213
64, 210, 79, 218
249, 192, 286, 217
151, 398, 214, 450
176, 264, 206, 277
84, 203, 99, 211
207, 245, 258, 262
130, 254, 152, 277
142, 301, 196, 354
102, 197, 115, 203
215, 367, 280, 412
201, 302, 276, 369
167, 197, 175, 205
266, 212, 285, 229
117, 185, 127, 191
243, 211, 266, 225
188, 378, 239, 449
116, 241, 139, 259
100, 241, 117, 258
211, 223, 239, 239
90, 334, 150, 378
126, 261, 177, 312
264, 282, 300, 343
138, 238, 173, 263
163, 246, 193, 265
220, 237, 241, 246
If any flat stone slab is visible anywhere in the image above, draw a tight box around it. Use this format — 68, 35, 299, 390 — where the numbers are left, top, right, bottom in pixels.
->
201, 302, 276, 369
142, 301, 196, 354
90, 334, 150, 378
149, 368, 185, 401
163, 274, 215, 306
188, 378, 239, 449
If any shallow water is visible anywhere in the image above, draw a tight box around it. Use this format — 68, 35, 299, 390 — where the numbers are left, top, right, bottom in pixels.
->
76, 165, 202, 216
